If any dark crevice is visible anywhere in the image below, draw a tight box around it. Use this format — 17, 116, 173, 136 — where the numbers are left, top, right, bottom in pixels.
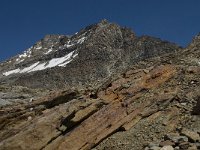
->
40, 91, 78, 109
58, 101, 107, 136
40, 133, 62, 150
90, 92, 98, 99
60, 111, 76, 127
192, 98, 200, 115
107, 83, 112, 88
60, 108, 101, 135
122, 73, 126, 78
40, 111, 76, 150
118, 126, 126, 132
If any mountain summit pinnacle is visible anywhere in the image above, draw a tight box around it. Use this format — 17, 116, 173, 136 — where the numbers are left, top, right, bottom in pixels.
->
187, 32, 200, 50
0, 20, 179, 90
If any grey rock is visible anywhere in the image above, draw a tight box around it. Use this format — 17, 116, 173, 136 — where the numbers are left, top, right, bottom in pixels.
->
164, 134, 188, 143
174, 146, 180, 150
148, 142, 160, 148
194, 142, 200, 149
159, 140, 175, 147
0, 20, 180, 92
160, 146, 174, 150
179, 142, 190, 149
0, 98, 11, 106
149, 146, 161, 150
181, 128, 200, 142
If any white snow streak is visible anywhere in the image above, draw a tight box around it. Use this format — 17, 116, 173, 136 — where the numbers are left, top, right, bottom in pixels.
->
21, 62, 40, 73
36, 46, 42, 50
65, 43, 74, 48
29, 62, 47, 72
59, 53, 78, 66
44, 49, 53, 55
3, 69, 21, 76
59, 36, 87, 50
3, 51, 78, 76
45, 51, 75, 68
77, 37, 86, 44
16, 47, 32, 62
4, 33, 87, 76
19, 53, 27, 58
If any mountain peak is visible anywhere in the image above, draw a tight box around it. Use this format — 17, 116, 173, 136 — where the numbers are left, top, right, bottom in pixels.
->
193, 32, 200, 42
0, 21, 199, 150
187, 32, 200, 49
0, 21, 179, 90
99, 19, 109, 25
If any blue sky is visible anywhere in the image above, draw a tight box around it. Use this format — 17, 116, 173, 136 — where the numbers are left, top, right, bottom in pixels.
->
0, 0, 200, 62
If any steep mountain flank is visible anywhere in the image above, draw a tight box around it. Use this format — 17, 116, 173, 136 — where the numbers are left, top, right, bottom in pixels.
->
0, 21, 199, 150
0, 20, 179, 90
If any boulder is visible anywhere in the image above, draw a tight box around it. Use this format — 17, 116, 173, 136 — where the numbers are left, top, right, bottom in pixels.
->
181, 128, 200, 142
160, 145, 174, 150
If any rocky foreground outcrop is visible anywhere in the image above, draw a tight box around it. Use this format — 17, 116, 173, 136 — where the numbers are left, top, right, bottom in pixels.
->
0, 21, 200, 150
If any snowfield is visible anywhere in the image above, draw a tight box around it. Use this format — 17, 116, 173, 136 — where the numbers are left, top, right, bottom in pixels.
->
3, 51, 78, 76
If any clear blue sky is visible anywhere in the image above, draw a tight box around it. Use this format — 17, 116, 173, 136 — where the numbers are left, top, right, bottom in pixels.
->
0, 0, 200, 62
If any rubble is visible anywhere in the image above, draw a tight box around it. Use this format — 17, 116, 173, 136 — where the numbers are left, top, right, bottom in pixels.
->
0, 21, 199, 150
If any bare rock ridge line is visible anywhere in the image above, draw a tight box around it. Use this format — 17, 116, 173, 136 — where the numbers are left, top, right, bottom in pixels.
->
0, 20, 179, 90
0, 20, 200, 150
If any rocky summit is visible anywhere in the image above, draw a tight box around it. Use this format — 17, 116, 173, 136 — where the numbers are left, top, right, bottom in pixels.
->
0, 20, 199, 150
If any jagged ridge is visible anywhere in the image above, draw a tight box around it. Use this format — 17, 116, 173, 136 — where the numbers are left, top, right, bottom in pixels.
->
0, 20, 180, 90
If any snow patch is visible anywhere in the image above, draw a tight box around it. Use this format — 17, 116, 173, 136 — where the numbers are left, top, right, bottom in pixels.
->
16, 47, 32, 62
19, 53, 27, 58
58, 53, 78, 66
18, 59, 25, 63
46, 51, 75, 68
20, 62, 40, 73
29, 62, 47, 72
3, 51, 78, 76
58, 35, 87, 51
77, 37, 86, 44
3, 69, 21, 76
36, 46, 42, 50
64, 43, 74, 48
44, 49, 53, 55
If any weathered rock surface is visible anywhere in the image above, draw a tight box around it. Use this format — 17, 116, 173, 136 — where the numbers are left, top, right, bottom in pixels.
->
0, 21, 199, 150
181, 128, 200, 142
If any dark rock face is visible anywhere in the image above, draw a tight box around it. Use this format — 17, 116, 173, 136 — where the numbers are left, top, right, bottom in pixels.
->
192, 98, 200, 115
0, 20, 180, 90
188, 33, 200, 49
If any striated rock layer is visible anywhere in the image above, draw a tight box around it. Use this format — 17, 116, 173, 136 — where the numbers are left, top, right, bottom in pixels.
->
0, 21, 199, 150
